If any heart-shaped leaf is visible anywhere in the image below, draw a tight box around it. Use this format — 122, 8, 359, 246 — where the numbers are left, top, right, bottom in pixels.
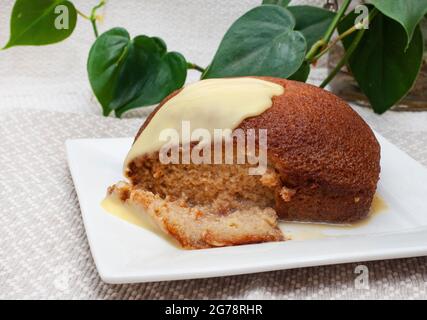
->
262, 0, 291, 6
338, 11, 424, 114
202, 5, 306, 80
370, 0, 427, 47
5, 0, 77, 48
288, 5, 336, 49
87, 28, 187, 117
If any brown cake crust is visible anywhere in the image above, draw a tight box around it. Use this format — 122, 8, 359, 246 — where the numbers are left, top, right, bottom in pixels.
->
130, 77, 381, 223
238, 77, 381, 222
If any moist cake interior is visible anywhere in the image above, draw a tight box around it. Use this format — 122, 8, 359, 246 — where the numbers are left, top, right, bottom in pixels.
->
109, 146, 287, 249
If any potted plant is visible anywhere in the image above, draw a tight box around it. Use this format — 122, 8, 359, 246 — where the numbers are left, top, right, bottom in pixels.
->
327, 1, 427, 111
2, 0, 426, 116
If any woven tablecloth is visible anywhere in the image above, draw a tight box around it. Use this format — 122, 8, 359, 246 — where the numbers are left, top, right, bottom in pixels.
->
0, 107, 426, 300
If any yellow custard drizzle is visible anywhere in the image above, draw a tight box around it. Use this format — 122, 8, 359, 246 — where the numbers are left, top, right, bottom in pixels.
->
123, 78, 284, 171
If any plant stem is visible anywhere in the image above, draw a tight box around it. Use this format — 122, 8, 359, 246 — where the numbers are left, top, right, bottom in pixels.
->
313, 8, 378, 62
322, 0, 352, 44
91, 20, 99, 38
90, 0, 106, 38
305, 0, 352, 62
312, 22, 362, 61
187, 62, 206, 73
319, 29, 365, 89
319, 8, 379, 88
76, 9, 90, 20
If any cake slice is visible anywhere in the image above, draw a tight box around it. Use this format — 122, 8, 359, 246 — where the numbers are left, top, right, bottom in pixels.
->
107, 182, 284, 249
104, 77, 381, 249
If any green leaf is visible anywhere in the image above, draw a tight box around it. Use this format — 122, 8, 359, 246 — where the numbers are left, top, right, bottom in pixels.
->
5, 0, 77, 48
262, 0, 291, 6
287, 5, 336, 49
370, 0, 427, 46
202, 5, 306, 79
338, 12, 424, 114
87, 28, 187, 117
288, 61, 310, 82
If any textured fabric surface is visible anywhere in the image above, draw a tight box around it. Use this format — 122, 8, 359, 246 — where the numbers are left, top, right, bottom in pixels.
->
0, 109, 427, 300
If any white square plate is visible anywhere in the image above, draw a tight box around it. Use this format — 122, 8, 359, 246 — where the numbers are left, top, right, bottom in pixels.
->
66, 133, 427, 284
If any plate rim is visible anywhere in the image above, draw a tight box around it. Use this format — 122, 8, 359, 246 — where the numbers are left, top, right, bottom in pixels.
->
65, 134, 427, 284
